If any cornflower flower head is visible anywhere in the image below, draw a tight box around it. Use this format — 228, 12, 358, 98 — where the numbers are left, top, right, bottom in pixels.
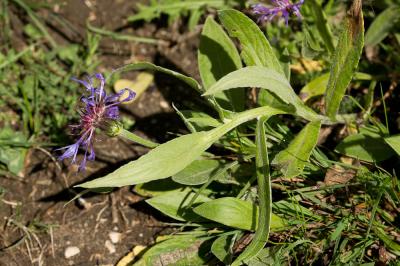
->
252, 0, 305, 25
58, 73, 135, 171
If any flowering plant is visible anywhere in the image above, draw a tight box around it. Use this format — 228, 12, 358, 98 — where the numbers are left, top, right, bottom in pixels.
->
58, 0, 400, 264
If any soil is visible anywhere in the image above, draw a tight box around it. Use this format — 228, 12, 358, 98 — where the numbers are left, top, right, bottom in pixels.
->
0, 0, 202, 265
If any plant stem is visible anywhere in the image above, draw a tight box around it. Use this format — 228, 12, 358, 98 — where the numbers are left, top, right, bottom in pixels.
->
118, 128, 159, 148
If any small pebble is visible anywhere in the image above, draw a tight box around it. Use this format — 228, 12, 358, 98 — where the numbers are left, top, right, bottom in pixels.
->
160, 100, 169, 109
64, 246, 80, 258
105, 240, 116, 254
109, 232, 122, 244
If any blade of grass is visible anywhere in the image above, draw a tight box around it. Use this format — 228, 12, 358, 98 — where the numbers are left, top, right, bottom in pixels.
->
380, 84, 389, 134
87, 23, 161, 45
232, 116, 272, 265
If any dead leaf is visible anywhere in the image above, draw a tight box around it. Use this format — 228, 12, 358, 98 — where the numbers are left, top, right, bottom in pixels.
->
324, 166, 356, 185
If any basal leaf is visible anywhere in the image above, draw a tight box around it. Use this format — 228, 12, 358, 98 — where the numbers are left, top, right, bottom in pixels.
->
79, 106, 285, 188
193, 197, 286, 231
146, 190, 210, 221
336, 133, 394, 162
134, 179, 183, 197
324, 0, 364, 119
272, 121, 321, 178
198, 16, 244, 111
172, 159, 223, 185
133, 234, 212, 266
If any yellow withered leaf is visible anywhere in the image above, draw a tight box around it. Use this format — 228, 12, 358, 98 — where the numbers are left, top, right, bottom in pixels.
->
114, 72, 154, 104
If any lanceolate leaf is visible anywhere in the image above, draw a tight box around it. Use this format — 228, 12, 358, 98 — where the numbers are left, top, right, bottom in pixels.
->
146, 190, 211, 221
272, 121, 321, 178
110, 62, 202, 93
133, 234, 212, 266
198, 16, 244, 111
79, 106, 285, 188
193, 197, 286, 231
218, 9, 287, 111
232, 117, 272, 265
218, 9, 283, 74
172, 159, 223, 185
203, 66, 320, 121
324, 0, 364, 119
336, 133, 394, 162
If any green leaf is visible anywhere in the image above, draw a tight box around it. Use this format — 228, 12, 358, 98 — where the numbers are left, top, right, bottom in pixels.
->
307, 0, 335, 53
336, 133, 394, 162
300, 72, 372, 102
218, 9, 283, 74
146, 190, 210, 221
211, 234, 234, 264
193, 197, 286, 231
109, 62, 203, 93
172, 159, 223, 185
232, 117, 272, 265
365, 7, 400, 47
0, 128, 28, 175
384, 135, 400, 155
272, 121, 321, 178
217, 9, 289, 113
324, 0, 364, 119
180, 110, 222, 131
133, 234, 212, 266
203, 66, 320, 121
198, 16, 244, 111
134, 179, 183, 197
78, 106, 285, 188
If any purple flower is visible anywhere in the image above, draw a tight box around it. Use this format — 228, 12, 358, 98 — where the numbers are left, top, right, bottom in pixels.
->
252, 0, 305, 25
58, 73, 135, 171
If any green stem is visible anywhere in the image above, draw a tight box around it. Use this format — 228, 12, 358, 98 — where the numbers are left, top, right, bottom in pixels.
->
118, 128, 159, 148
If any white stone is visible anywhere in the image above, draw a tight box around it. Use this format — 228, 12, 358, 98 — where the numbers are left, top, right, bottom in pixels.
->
105, 240, 116, 254
109, 232, 122, 244
64, 246, 80, 258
